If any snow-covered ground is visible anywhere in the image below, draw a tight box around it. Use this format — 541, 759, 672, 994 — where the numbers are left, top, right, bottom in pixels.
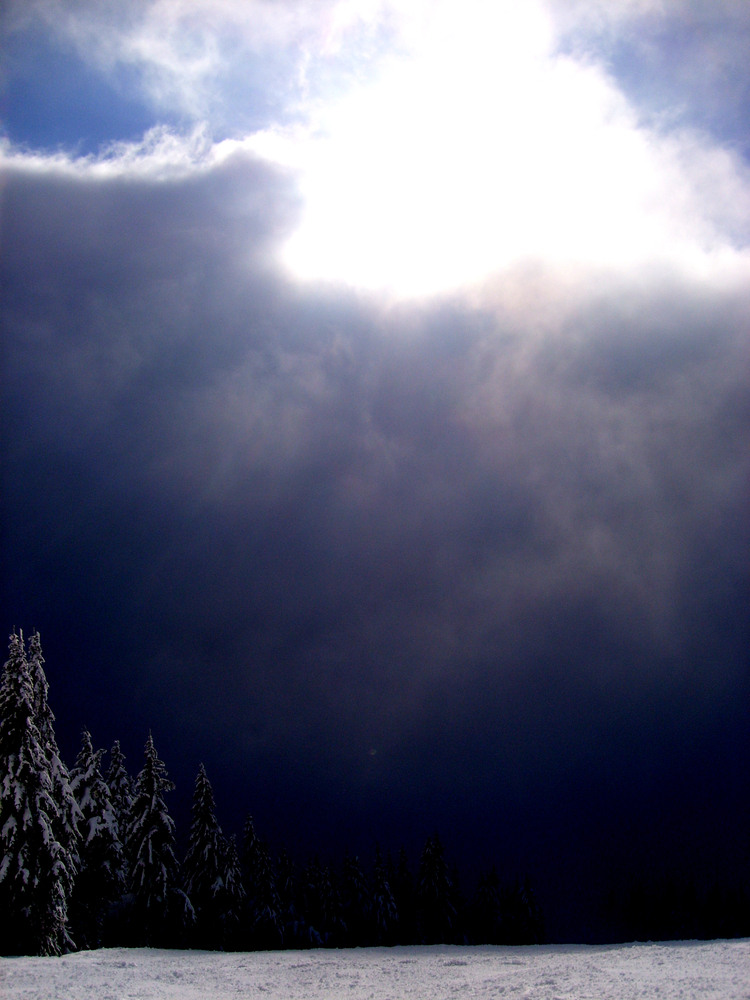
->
2, 940, 748, 999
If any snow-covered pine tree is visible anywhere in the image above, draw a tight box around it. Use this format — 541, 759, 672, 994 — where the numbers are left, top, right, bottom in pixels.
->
26, 632, 81, 880
105, 740, 132, 883
183, 763, 228, 949
128, 733, 193, 946
69, 729, 126, 948
0, 630, 78, 955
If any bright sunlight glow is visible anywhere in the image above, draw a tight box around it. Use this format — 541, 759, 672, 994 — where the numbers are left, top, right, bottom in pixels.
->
255, 0, 744, 298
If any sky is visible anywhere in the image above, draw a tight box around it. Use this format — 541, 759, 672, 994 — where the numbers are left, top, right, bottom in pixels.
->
1, 0, 749, 940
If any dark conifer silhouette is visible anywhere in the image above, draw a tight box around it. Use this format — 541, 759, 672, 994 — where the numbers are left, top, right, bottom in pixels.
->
470, 865, 504, 943
240, 814, 284, 948
392, 847, 417, 944
240, 814, 259, 888
417, 833, 457, 943
276, 849, 303, 946
371, 845, 398, 944
302, 856, 345, 946
502, 875, 545, 944
128, 733, 193, 945
340, 852, 372, 946
183, 763, 227, 948
248, 838, 284, 949
218, 834, 246, 949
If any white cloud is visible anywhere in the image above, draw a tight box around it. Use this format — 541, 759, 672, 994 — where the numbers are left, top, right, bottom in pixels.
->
1, 125, 223, 180
264, 0, 750, 296
5, 0, 749, 298
9, 0, 388, 122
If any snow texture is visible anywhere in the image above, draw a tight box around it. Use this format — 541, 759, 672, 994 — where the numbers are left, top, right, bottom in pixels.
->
1, 940, 748, 999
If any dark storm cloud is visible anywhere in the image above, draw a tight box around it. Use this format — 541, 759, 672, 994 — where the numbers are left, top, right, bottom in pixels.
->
2, 141, 749, 931
2, 157, 745, 654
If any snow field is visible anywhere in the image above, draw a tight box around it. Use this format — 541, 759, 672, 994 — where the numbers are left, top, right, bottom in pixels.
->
2, 939, 749, 1000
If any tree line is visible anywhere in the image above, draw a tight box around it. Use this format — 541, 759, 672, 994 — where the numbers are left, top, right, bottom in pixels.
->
0, 631, 543, 956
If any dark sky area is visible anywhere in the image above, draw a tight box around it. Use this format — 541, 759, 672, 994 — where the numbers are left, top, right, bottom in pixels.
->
2, 0, 749, 941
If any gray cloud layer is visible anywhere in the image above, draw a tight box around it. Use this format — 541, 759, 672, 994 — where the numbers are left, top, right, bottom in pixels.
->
3, 147, 747, 831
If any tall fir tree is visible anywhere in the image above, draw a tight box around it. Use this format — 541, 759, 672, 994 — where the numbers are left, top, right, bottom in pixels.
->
26, 631, 80, 879
183, 763, 228, 949
0, 631, 78, 955
128, 733, 193, 946
69, 729, 126, 948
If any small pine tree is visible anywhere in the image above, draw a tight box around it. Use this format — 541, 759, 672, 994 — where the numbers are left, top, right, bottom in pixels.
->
392, 847, 417, 944
340, 852, 372, 946
302, 857, 344, 947
240, 814, 259, 887
417, 833, 457, 944
69, 729, 126, 948
128, 733, 193, 946
239, 814, 282, 948
106, 742, 133, 851
246, 839, 283, 950
218, 834, 246, 950
183, 764, 227, 949
520, 876, 544, 943
501, 875, 544, 944
0, 631, 78, 955
371, 845, 398, 944
471, 865, 503, 943
276, 849, 303, 946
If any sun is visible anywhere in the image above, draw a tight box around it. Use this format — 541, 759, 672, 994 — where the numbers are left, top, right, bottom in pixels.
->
257, 0, 727, 299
